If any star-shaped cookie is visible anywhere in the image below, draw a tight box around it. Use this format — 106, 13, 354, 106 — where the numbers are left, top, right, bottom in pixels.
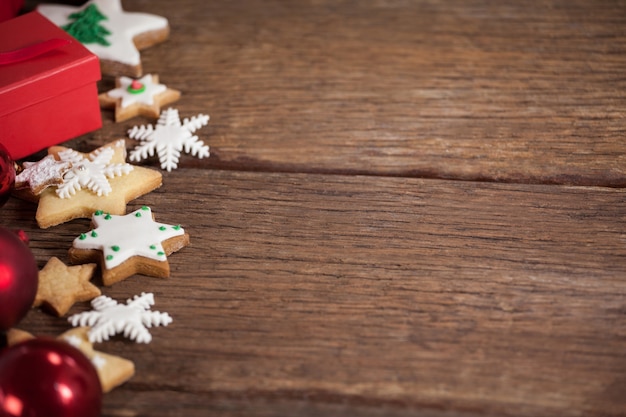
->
15, 155, 72, 195
38, 0, 169, 77
99, 74, 181, 122
33, 257, 100, 317
60, 327, 135, 393
35, 140, 162, 229
69, 206, 190, 285
5, 328, 135, 393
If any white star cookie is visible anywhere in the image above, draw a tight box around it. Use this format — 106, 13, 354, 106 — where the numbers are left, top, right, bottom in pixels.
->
69, 206, 190, 285
99, 74, 181, 122
38, 0, 169, 77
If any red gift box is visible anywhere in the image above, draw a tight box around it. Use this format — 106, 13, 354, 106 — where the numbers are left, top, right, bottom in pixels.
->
0, 11, 101, 160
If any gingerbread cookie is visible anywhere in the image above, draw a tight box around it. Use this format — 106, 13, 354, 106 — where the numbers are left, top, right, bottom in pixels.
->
14, 155, 72, 196
38, 0, 169, 77
34, 140, 162, 229
99, 74, 181, 122
69, 206, 189, 285
33, 257, 100, 317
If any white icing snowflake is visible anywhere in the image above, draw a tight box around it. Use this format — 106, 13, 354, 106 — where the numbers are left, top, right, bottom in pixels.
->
128, 108, 210, 172
57, 146, 133, 199
68, 292, 172, 344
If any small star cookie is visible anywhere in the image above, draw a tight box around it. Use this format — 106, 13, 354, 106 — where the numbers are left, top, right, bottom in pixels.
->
34, 140, 162, 229
69, 206, 190, 285
38, 0, 169, 77
14, 155, 72, 195
60, 327, 135, 393
99, 74, 181, 122
33, 257, 100, 317
5, 328, 135, 393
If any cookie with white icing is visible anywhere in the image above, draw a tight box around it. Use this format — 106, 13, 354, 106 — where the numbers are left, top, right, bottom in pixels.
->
38, 0, 169, 77
35, 140, 162, 229
99, 74, 181, 122
69, 206, 190, 285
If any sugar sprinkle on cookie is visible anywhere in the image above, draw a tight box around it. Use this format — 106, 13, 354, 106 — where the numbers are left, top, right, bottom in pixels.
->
15, 155, 72, 196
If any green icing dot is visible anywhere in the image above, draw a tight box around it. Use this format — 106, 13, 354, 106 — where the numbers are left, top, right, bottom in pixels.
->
173, 225, 181, 230
106, 255, 113, 261
157, 251, 165, 256
141, 206, 149, 211
150, 245, 156, 250
90, 231, 98, 238
79, 233, 87, 240
104, 213, 112, 220
95, 210, 103, 216
135, 212, 142, 218
159, 226, 166, 231
111, 245, 120, 252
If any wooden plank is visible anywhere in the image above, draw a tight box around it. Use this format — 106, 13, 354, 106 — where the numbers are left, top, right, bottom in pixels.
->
36, 0, 626, 186
4, 170, 625, 416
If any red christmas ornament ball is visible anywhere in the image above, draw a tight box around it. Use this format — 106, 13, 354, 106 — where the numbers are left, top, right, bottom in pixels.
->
0, 338, 102, 417
0, 143, 15, 208
0, 226, 38, 331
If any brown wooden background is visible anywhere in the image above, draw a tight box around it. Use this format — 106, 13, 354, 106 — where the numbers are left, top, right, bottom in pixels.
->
4, 0, 626, 416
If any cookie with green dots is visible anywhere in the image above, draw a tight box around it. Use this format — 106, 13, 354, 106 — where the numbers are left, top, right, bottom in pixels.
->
69, 206, 189, 285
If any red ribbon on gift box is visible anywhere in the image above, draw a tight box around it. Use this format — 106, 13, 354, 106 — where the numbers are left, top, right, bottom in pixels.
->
0, 38, 70, 65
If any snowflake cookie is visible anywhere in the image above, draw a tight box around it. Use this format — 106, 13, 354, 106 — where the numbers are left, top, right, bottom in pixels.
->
128, 108, 210, 172
69, 206, 190, 285
38, 0, 169, 77
56, 144, 133, 199
99, 74, 181, 122
14, 155, 72, 195
34, 140, 162, 229
68, 292, 172, 344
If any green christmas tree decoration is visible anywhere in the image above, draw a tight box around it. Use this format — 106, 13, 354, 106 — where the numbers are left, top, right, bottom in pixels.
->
62, 4, 111, 46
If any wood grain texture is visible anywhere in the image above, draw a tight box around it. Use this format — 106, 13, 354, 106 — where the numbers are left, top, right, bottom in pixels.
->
5, 171, 625, 417
42, 0, 626, 186
9, 1, 626, 416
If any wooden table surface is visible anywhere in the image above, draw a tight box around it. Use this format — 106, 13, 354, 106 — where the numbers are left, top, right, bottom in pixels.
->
5, 1, 626, 416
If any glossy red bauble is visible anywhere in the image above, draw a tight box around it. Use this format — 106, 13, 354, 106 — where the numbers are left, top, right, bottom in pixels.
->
0, 143, 15, 207
0, 226, 38, 331
0, 338, 102, 417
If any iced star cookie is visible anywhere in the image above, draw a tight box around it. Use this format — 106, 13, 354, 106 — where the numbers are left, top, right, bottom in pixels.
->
69, 206, 190, 285
99, 74, 181, 122
34, 140, 162, 229
38, 0, 169, 77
